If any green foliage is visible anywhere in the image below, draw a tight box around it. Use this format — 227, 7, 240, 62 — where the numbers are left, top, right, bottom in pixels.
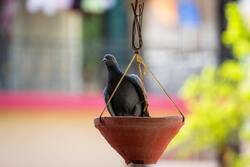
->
175, 61, 245, 153
222, 3, 250, 57
173, 2, 250, 166
234, 155, 250, 167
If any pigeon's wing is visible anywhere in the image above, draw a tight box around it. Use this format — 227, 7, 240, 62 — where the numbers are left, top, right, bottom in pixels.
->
128, 74, 150, 116
127, 74, 147, 103
104, 87, 116, 116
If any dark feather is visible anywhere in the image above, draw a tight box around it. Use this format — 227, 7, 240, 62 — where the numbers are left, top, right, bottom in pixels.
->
128, 74, 149, 116
104, 87, 115, 116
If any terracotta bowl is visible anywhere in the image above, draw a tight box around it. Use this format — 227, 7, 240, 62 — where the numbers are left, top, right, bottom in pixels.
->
94, 116, 184, 164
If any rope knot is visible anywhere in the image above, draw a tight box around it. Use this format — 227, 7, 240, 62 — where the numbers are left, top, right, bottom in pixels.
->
135, 53, 148, 82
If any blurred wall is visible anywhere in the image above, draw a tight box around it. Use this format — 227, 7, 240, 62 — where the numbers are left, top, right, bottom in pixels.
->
0, 110, 125, 167
8, 2, 83, 92
144, 0, 218, 93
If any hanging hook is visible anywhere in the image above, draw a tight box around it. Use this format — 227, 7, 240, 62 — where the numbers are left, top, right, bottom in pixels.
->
131, 0, 144, 52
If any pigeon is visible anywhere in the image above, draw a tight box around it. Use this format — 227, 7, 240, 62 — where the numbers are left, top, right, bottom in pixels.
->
103, 54, 150, 117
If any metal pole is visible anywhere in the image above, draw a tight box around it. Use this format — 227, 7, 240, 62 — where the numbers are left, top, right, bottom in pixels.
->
129, 164, 155, 167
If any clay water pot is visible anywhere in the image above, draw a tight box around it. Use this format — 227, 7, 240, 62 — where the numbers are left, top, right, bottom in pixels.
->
94, 116, 184, 164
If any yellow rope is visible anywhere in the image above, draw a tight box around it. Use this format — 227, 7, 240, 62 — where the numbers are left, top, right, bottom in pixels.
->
135, 52, 148, 112
135, 53, 184, 122
148, 69, 185, 122
136, 53, 147, 82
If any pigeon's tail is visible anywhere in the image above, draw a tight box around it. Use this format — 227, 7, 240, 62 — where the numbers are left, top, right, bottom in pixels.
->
142, 110, 150, 117
137, 100, 150, 117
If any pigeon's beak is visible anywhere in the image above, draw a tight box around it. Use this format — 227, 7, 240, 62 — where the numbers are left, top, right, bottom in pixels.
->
102, 57, 107, 62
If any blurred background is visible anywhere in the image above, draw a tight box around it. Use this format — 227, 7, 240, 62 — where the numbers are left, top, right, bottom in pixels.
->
0, 0, 250, 166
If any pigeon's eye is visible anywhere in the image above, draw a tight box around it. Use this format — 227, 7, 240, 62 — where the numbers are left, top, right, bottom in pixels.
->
104, 55, 115, 61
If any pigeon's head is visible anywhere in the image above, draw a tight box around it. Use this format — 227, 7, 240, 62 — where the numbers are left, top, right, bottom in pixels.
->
102, 54, 119, 70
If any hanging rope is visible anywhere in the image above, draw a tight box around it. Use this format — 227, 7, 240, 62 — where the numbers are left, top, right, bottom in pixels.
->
131, 0, 149, 112
131, 0, 146, 81
148, 69, 185, 122
100, 0, 185, 123
130, 0, 184, 122
131, 0, 144, 51
134, 53, 185, 122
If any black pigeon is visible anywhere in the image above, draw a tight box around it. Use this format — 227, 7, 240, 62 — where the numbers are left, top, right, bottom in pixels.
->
103, 54, 150, 117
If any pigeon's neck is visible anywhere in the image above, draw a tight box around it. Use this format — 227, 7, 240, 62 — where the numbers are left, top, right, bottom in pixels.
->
107, 66, 123, 82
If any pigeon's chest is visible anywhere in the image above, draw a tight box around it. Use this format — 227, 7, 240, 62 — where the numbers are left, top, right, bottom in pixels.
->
108, 80, 139, 106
